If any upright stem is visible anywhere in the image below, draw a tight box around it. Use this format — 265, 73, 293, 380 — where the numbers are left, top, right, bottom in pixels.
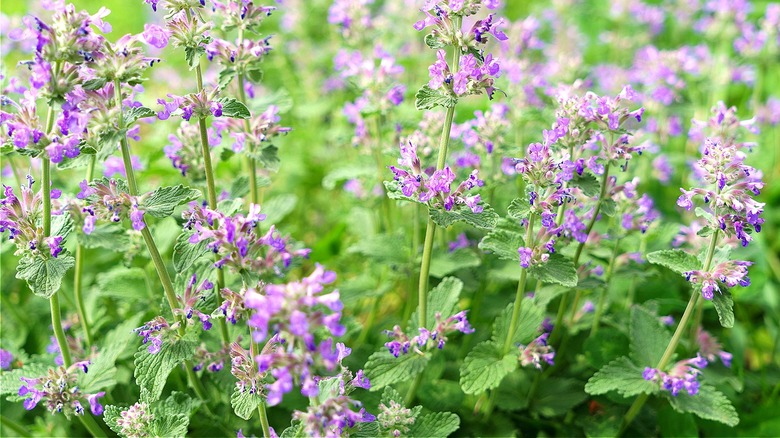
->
502, 214, 537, 355
371, 115, 392, 232
416, 39, 461, 330
550, 162, 611, 345
74, 156, 96, 348
114, 79, 211, 406
249, 330, 271, 438
236, 26, 260, 207
590, 237, 621, 336
50, 292, 73, 367
619, 229, 720, 434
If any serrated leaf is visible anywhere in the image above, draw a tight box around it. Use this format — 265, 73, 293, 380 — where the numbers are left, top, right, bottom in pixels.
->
630, 305, 671, 366
667, 385, 739, 427
600, 198, 617, 216
173, 231, 208, 273
126, 106, 157, 124
247, 144, 280, 171
409, 411, 460, 438
262, 194, 297, 225
184, 45, 206, 70
429, 249, 481, 277
460, 341, 517, 394
585, 356, 658, 397
711, 288, 734, 328
479, 229, 524, 261
425, 277, 462, 331
1, 363, 50, 396
384, 180, 425, 205
150, 414, 189, 437
142, 185, 201, 218
347, 233, 408, 265
570, 172, 600, 197
16, 252, 75, 298
217, 97, 251, 119
134, 333, 197, 403
364, 350, 430, 391
103, 405, 126, 436
506, 197, 530, 220
532, 378, 587, 418
77, 223, 131, 251
424, 33, 446, 49
79, 316, 142, 392
381, 386, 405, 406
231, 388, 264, 420
218, 67, 236, 90
527, 253, 578, 287
95, 267, 148, 301
415, 85, 457, 110
83, 78, 107, 91
647, 249, 700, 275
429, 203, 498, 230
491, 299, 545, 347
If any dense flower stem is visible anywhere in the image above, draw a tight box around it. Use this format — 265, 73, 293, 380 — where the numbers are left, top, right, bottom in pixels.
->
619, 229, 720, 434
551, 162, 611, 345
114, 79, 211, 407
590, 237, 621, 336
416, 42, 461, 329
74, 156, 96, 348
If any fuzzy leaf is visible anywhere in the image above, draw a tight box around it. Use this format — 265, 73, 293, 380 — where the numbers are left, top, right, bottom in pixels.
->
1, 363, 50, 397
134, 333, 197, 403
217, 97, 251, 119
365, 350, 430, 391
231, 388, 264, 420
429, 203, 498, 230
585, 356, 658, 397
79, 316, 142, 392
384, 180, 425, 205
429, 249, 481, 278
184, 45, 206, 70
711, 288, 735, 328
150, 414, 189, 438
16, 252, 75, 298
532, 378, 587, 418
424, 33, 446, 50
218, 67, 236, 90
491, 299, 545, 347
630, 305, 671, 366
415, 85, 457, 110
600, 198, 617, 216
82, 78, 107, 91
347, 233, 408, 265
527, 253, 578, 287
262, 194, 297, 225
173, 231, 208, 273
142, 185, 201, 218
409, 411, 460, 438
570, 173, 600, 197
506, 197, 531, 220
647, 249, 700, 275
479, 229, 524, 261
77, 223, 131, 251
668, 385, 739, 427
126, 106, 157, 124
425, 277, 463, 331
460, 341, 517, 395
247, 144, 280, 171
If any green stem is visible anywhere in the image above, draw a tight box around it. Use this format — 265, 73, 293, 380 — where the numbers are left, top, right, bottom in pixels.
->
417, 217, 437, 329
257, 403, 271, 438
74, 156, 96, 348
1, 414, 31, 437
405, 372, 424, 406
619, 229, 720, 434
502, 214, 537, 355
625, 235, 646, 310
236, 70, 260, 207
50, 292, 73, 367
77, 413, 107, 437
590, 237, 621, 336
370, 115, 392, 232
550, 162, 611, 345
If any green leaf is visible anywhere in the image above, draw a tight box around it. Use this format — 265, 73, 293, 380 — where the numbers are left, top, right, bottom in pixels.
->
364, 350, 429, 391
425, 277, 463, 330
173, 231, 208, 273
103, 405, 127, 436
217, 97, 251, 119
424, 33, 446, 49
217, 67, 236, 90
409, 411, 460, 438
460, 341, 517, 394
142, 185, 201, 218
347, 233, 408, 265
126, 106, 157, 124
262, 194, 297, 225
429, 249, 481, 278
479, 229, 524, 261
647, 249, 700, 275
1, 363, 50, 397
429, 203, 498, 230
79, 316, 142, 392
384, 180, 425, 205
658, 404, 699, 438
527, 253, 578, 287
16, 252, 75, 298
246, 144, 280, 171
600, 198, 617, 216
95, 267, 148, 301
82, 78, 107, 91
585, 356, 658, 397
150, 414, 189, 438
491, 299, 545, 347
134, 333, 197, 403
77, 223, 131, 251
184, 45, 206, 70
506, 197, 530, 220
245, 67, 264, 83
415, 85, 457, 110
231, 388, 264, 420
531, 378, 587, 418
570, 172, 600, 197
667, 385, 739, 427
322, 165, 376, 190
630, 305, 671, 366
711, 288, 734, 328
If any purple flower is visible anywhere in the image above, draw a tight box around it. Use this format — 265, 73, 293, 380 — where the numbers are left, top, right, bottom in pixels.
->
0, 349, 12, 370
142, 24, 170, 49
88, 392, 105, 415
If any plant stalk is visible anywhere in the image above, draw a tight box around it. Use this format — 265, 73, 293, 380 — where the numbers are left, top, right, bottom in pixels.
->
590, 237, 621, 336
236, 26, 260, 207
74, 156, 96, 348
619, 229, 720, 434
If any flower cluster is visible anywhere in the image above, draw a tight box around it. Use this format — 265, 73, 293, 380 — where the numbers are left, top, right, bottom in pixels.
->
517, 332, 555, 370
1, 177, 66, 258
684, 260, 752, 300
192, 343, 226, 372
114, 402, 154, 438
643, 354, 708, 396
163, 120, 221, 178
172, 274, 214, 331
156, 89, 225, 121
213, 105, 291, 154
230, 342, 264, 395
377, 399, 415, 437
0, 349, 13, 370
184, 203, 310, 275
389, 141, 485, 213
134, 316, 176, 354
428, 49, 501, 99
78, 178, 145, 233
384, 311, 474, 357
328, 0, 375, 41
292, 373, 375, 437
414, 1, 503, 49
18, 362, 105, 418
696, 328, 733, 367
453, 103, 510, 170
